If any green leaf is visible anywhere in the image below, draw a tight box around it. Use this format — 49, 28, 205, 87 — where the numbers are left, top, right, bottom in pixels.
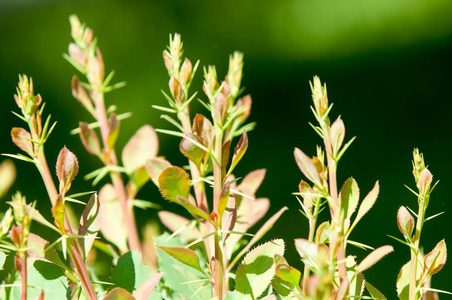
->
155, 245, 206, 275
158, 166, 191, 202
122, 125, 159, 174
99, 184, 128, 252
235, 239, 285, 300
397, 260, 412, 300
111, 251, 153, 294
107, 112, 120, 149
176, 196, 213, 225
51, 195, 65, 232
365, 281, 387, 300
27, 233, 69, 271
129, 166, 151, 195
329, 117, 345, 157
339, 177, 359, 221
349, 181, 379, 234
145, 158, 172, 186
228, 130, 248, 176
294, 148, 321, 188
155, 233, 212, 299
275, 263, 301, 288
103, 287, 135, 300
180, 133, 206, 169
78, 193, 102, 258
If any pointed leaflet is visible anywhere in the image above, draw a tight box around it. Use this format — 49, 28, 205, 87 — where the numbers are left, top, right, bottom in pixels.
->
180, 133, 205, 169
340, 177, 359, 221
155, 245, 206, 275
99, 184, 127, 251
79, 122, 101, 156
356, 245, 394, 273
228, 130, 248, 175
236, 239, 285, 300
158, 166, 191, 202
11, 127, 34, 155
365, 282, 387, 300
294, 148, 321, 188
24, 204, 59, 233
330, 117, 345, 157
274, 254, 301, 288
103, 288, 135, 300
132, 272, 163, 300
122, 125, 159, 174
351, 181, 379, 230
78, 194, 102, 258
421, 239, 447, 278
145, 157, 172, 186
158, 211, 202, 241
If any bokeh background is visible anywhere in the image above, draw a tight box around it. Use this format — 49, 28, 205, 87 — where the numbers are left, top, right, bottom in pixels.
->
1, 0, 452, 297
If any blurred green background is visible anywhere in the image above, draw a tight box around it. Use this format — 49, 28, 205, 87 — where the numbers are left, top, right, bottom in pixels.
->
1, 0, 452, 297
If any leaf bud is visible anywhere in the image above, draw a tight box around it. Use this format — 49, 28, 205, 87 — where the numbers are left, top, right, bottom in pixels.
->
0, 208, 13, 239
310, 76, 329, 117
417, 168, 432, 198
68, 43, 87, 68
397, 206, 414, 240
180, 58, 193, 85
412, 148, 426, 184
56, 147, 79, 194
169, 76, 184, 104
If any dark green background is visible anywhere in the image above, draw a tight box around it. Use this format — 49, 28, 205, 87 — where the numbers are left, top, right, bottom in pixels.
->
1, 0, 452, 297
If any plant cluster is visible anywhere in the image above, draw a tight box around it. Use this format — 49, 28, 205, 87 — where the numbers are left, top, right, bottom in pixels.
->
0, 15, 448, 300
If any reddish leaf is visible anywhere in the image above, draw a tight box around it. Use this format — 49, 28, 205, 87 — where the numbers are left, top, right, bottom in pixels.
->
103, 287, 135, 300
158, 211, 202, 241
79, 122, 101, 156
122, 125, 159, 173
238, 169, 266, 197
56, 147, 79, 194
422, 239, 447, 278
132, 272, 163, 300
397, 206, 414, 239
72, 76, 94, 114
99, 184, 127, 251
11, 127, 34, 155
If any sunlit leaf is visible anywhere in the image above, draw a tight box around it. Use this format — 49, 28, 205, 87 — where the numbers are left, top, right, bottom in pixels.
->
218, 181, 231, 222
99, 184, 127, 252
51, 195, 65, 232
107, 112, 120, 150
158, 166, 191, 202
294, 148, 321, 187
180, 133, 205, 169
56, 147, 79, 194
350, 181, 379, 232
275, 262, 301, 288
145, 157, 172, 186
78, 194, 102, 258
103, 287, 135, 300
422, 239, 447, 279
132, 272, 163, 300
156, 245, 206, 275
397, 206, 414, 239
158, 211, 202, 241
330, 117, 345, 157
122, 125, 159, 174
365, 281, 387, 300
237, 169, 266, 197
228, 130, 248, 175
11, 127, 34, 155
111, 251, 153, 294
356, 245, 393, 273
339, 177, 359, 221
236, 239, 285, 300
176, 195, 212, 224
27, 233, 68, 270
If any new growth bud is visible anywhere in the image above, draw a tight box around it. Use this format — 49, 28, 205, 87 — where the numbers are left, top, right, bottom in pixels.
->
310, 76, 329, 119
14, 75, 42, 118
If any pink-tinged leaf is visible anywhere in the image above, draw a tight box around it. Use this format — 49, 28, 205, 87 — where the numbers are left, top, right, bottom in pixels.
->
222, 140, 231, 172
422, 239, 447, 278
179, 58, 192, 84
78, 194, 102, 258
72, 76, 94, 114
23, 204, 59, 232
334, 277, 350, 300
122, 125, 159, 174
11, 127, 34, 155
103, 287, 135, 300
27, 233, 67, 270
365, 281, 387, 300
352, 181, 379, 227
356, 245, 394, 273
295, 239, 320, 270
52, 195, 65, 232
145, 157, 172, 186
79, 122, 101, 156
56, 147, 79, 193
213, 92, 228, 123
175, 195, 211, 224
330, 117, 345, 157
238, 169, 266, 197
396, 260, 412, 298
218, 181, 231, 222
158, 166, 190, 202
248, 198, 270, 228
299, 180, 313, 212
180, 133, 205, 169
228, 131, 248, 175
315, 221, 330, 244
294, 148, 321, 188
417, 168, 433, 195
158, 211, 202, 241
169, 76, 183, 102
99, 184, 128, 251
68, 43, 87, 67
397, 206, 414, 239
235, 95, 252, 123
192, 114, 213, 145
132, 272, 163, 300
156, 245, 206, 275
107, 113, 120, 149
339, 177, 359, 221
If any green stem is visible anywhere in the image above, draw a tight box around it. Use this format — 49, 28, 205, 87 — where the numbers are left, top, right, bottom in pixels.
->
409, 196, 428, 300
302, 202, 320, 293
